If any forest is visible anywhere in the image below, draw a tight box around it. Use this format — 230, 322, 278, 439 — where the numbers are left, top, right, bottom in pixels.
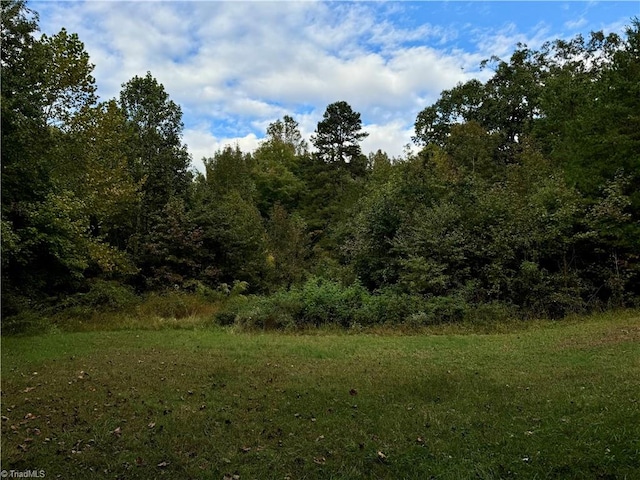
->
2, 0, 639, 332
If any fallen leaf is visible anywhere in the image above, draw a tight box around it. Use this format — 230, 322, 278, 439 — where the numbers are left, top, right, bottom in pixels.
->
377, 451, 387, 462
241, 446, 251, 453
148, 422, 156, 429
313, 456, 326, 465
22, 387, 36, 393
157, 461, 169, 468
111, 427, 122, 437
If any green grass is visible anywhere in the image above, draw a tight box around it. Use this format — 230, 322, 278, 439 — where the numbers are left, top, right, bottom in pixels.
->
2, 310, 639, 479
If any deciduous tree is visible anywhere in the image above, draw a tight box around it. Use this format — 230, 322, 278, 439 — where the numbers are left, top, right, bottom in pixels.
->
119, 72, 192, 220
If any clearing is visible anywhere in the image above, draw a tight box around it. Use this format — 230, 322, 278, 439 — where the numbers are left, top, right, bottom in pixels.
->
1, 311, 639, 479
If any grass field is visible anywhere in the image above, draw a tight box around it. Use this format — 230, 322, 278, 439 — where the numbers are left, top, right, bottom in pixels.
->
1, 311, 639, 479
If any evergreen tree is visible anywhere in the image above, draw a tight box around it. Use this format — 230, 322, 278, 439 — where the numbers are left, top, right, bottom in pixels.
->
311, 101, 368, 171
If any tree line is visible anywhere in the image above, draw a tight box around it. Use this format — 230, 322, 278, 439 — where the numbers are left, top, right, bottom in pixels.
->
2, 0, 639, 328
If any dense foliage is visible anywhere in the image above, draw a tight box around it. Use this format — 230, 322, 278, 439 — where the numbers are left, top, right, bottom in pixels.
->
2, 1, 639, 329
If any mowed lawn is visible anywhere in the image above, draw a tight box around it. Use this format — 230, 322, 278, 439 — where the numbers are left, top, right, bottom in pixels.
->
1, 312, 639, 479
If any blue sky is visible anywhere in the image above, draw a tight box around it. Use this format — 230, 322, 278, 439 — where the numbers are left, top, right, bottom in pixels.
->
33, 1, 639, 171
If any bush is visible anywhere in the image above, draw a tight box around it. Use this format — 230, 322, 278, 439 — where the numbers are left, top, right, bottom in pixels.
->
136, 291, 217, 319
1, 309, 49, 335
464, 302, 516, 324
423, 296, 468, 324
231, 292, 302, 330
219, 277, 370, 329
404, 296, 469, 327
355, 289, 425, 325
262, 290, 305, 329
404, 311, 432, 329
298, 277, 367, 327
50, 280, 139, 319
80, 280, 138, 310
215, 279, 520, 331
214, 310, 238, 326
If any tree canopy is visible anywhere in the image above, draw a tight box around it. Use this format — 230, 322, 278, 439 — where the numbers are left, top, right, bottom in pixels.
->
2, 1, 638, 326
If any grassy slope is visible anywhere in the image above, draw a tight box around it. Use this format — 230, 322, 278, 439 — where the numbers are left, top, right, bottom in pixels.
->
1, 311, 639, 479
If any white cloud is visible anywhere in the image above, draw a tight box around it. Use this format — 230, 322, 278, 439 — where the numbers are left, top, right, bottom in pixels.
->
565, 17, 588, 31
33, 0, 636, 171
361, 121, 416, 160
473, 21, 554, 60
183, 125, 260, 173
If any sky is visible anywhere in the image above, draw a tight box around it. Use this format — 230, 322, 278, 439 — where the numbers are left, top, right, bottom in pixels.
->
33, 1, 639, 172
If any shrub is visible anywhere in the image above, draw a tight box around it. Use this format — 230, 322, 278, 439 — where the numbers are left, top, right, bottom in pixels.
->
136, 291, 217, 319
464, 301, 516, 324
405, 299, 471, 328
355, 289, 425, 325
1, 309, 49, 335
50, 280, 139, 319
80, 280, 138, 310
216, 279, 513, 330
404, 311, 431, 329
214, 310, 238, 327
297, 277, 367, 327
220, 277, 369, 329
232, 292, 302, 330
420, 296, 469, 324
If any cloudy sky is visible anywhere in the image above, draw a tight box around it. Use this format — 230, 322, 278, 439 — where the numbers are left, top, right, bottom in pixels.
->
34, 1, 638, 172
